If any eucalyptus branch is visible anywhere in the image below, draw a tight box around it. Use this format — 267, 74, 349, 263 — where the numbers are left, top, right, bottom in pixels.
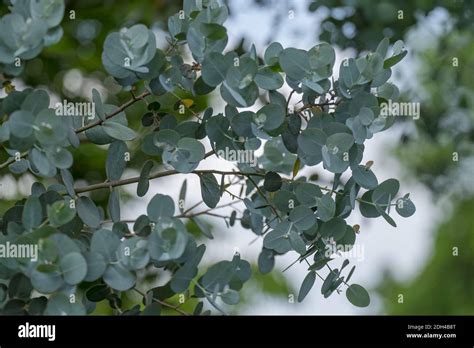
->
0, 150, 27, 169
73, 169, 265, 194
75, 90, 151, 134
296, 100, 341, 114
132, 288, 190, 316
0, 91, 151, 169
247, 175, 281, 220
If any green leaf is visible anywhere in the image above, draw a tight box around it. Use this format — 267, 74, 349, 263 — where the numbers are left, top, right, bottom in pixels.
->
192, 217, 214, 239
201, 256, 248, 294
171, 244, 205, 293
258, 248, 275, 274
47, 147, 73, 169
47, 200, 76, 227
346, 117, 368, 144
60, 169, 76, 197
256, 104, 285, 132
375, 37, 390, 58
30, 265, 63, 294
221, 81, 258, 108
84, 252, 107, 282
106, 141, 128, 181
255, 67, 284, 90
396, 196, 416, 217
263, 171, 282, 192
9, 159, 29, 174
226, 57, 257, 89
0, 284, 7, 303
346, 284, 370, 307
22, 196, 43, 230
326, 133, 354, 154
359, 190, 381, 218
200, 23, 227, 40
320, 218, 347, 241
137, 160, 154, 197
102, 121, 137, 141
163, 137, 205, 173
30, 148, 55, 177
289, 231, 306, 254
297, 128, 326, 165
302, 77, 325, 94
103, 263, 136, 291
8, 273, 32, 300
44, 293, 86, 315
148, 219, 188, 261
76, 196, 101, 228
279, 48, 311, 80
28, 297, 47, 315
289, 206, 317, 230
317, 193, 336, 222
147, 194, 175, 221
295, 183, 322, 207
108, 189, 121, 223
228, 111, 251, 138
384, 50, 407, 69
179, 179, 187, 213
378, 208, 397, 227
60, 252, 87, 285
321, 270, 338, 295
340, 58, 360, 88
118, 237, 149, 270
86, 284, 110, 302
263, 222, 292, 253
358, 107, 374, 126
346, 265, 356, 283
201, 52, 229, 87
141, 303, 162, 315
200, 173, 220, 208
34, 109, 67, 145
298, 271, 316, 302
264, 42, 283, 66
221, 289, 240, 305
9, 110, 34, 138
90, 229, 121, 263
21, 89, 49, 114
373, 178, 400, 206
92, 88, 105, 121
352, 165, 378, 190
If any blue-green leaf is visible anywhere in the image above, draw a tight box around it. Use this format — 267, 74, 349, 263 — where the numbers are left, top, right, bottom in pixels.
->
22, 196, 43, 230
76, 196, 101, 228
298, 271, 316, 302
147, 194, 175, 221
199, 173, 220, 208
346, 284, 370, 307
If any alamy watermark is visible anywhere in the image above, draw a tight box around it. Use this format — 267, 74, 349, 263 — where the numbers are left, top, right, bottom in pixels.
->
323, 237, 365, 262
380, 99, 420, 120
18, 322, 55, 341
216, 147, 257, 167
0, 241, 38, 261
55, 99, 95, 120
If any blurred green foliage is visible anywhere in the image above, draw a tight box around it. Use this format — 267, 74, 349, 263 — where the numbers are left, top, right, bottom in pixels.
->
377, 198, 474, 314
302, 0, 474, 314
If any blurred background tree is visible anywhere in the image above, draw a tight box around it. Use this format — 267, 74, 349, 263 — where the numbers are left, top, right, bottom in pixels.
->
299, 0, 474, 314
225, 0, 473, 313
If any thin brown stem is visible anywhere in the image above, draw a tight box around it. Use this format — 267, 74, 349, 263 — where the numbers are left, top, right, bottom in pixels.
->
74, 169, 264, 195
75, 91, 151, 134
132, 288, 190, 316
